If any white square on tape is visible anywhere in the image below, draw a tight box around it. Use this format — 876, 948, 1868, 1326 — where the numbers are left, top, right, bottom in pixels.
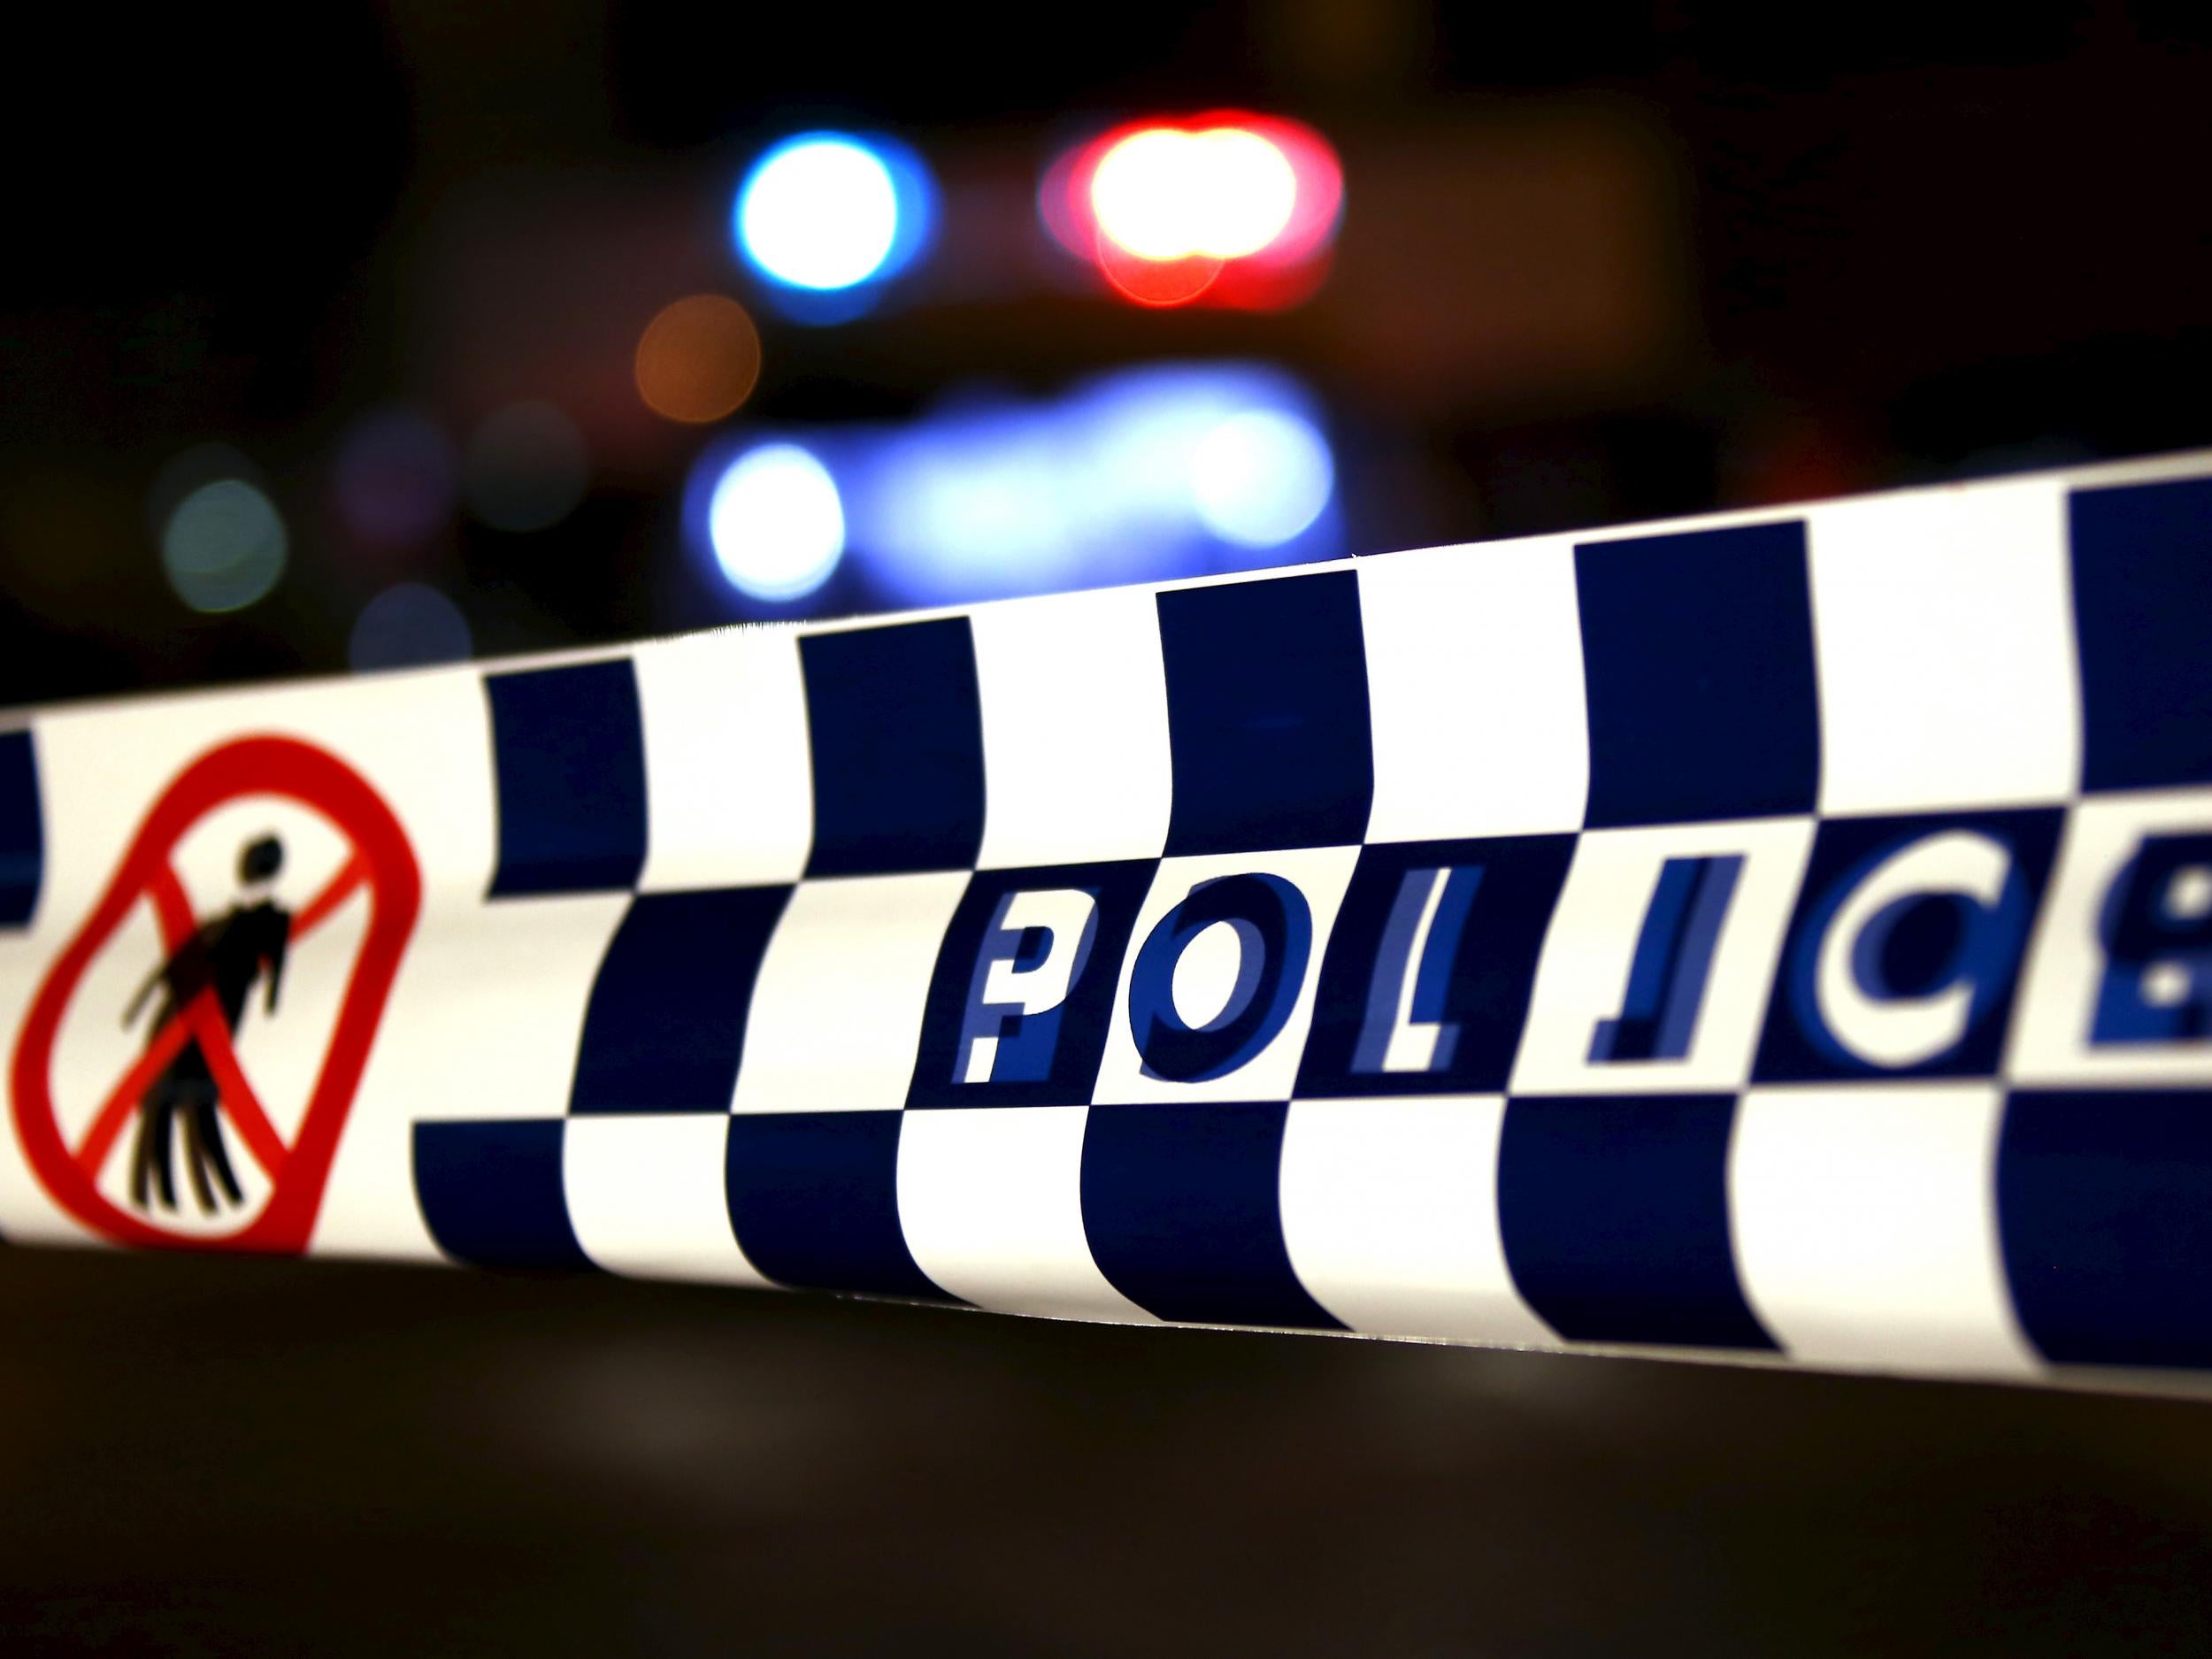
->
1279, 1095, 1555, 1345
1358, 538, 1589, 842
634, 628, 813, 892
1809, 477, 2079, 816
1729, 1083, 2033, 1375
732, 872, 970, 1112
895, 1105, 1152, 1320
563, 1113, 775, 1286
372, 891, 630, 1125
972, 585, 1173, 869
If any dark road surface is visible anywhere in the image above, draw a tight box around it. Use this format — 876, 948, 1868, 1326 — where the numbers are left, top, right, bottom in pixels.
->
0, 1244, 2207, 1655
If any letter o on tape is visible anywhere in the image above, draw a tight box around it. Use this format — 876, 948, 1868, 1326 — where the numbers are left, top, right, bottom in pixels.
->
1126, 872, 1310, 1083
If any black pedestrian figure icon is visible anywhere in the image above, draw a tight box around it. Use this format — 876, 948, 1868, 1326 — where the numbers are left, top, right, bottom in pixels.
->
121, 835, 292, 1214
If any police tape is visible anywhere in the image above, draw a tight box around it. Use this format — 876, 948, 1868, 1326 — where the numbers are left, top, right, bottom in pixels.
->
3, 450, 2210, 1386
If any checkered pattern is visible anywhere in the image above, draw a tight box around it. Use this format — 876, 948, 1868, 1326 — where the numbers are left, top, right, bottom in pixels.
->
8, 456, 2212, 1384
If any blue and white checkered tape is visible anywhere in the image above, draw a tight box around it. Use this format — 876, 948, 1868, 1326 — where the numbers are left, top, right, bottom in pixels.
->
3, 454, 2211, 1386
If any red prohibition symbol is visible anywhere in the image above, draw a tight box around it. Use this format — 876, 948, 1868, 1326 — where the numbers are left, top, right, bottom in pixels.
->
11, 736, 421, 1252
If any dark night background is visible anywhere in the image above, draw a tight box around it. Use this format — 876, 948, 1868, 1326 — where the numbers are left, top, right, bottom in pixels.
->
4, 3, 2212, 1652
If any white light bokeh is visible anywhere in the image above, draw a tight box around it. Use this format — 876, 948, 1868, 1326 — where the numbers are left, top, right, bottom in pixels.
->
1091, 127, 1298, 261
708, 443, 846, 602
1189, 408, 1335, 548
737, 137, 902, 291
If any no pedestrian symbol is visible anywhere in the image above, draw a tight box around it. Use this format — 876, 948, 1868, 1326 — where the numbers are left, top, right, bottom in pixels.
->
10, 736, 421, 1251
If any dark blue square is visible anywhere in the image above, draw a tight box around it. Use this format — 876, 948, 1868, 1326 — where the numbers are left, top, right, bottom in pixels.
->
801, 618, 986, 877
1754, 808, 2062, 1083
907, 861, 1156, 1109
724, 1111, 949, 1300
1157, 572, 1374, 856
2000, 1089, 2212, 1369
571, 886, 791, 1114
1497, 1094, 1773, 1349
1576, 521, 1820, 827
412, 1119, 592, 1271
1297, 834, 1575, 1097
2070, 476, 2212, 792
485, 660, 648, 897
0, 728, 41, 928
1079, 1102, 1341, 1330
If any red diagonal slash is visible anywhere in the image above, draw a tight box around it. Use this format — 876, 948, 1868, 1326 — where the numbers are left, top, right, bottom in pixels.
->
72, 1015, 191, 1178
293, 853, 365, 934
69, 855, 370, 1185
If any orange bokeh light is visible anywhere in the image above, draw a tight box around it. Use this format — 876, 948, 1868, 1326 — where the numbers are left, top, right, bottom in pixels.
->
634, 294, 763, 425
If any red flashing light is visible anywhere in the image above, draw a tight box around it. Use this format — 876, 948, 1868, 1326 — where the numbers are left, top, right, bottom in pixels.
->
1039, 111, 1344, 311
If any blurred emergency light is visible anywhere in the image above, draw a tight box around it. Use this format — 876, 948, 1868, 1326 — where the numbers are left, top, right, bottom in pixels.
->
700, 442, 847, 603
682, 362, 1338, 614
733, 132, 936, 320
1040, 113, 1343, 309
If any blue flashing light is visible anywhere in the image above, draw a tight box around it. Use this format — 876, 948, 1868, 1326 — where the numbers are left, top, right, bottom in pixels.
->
690, 363, 1338, 615
733, 133, 935, 308
1189, 408, 1334, 548
851, 363, 1339, 604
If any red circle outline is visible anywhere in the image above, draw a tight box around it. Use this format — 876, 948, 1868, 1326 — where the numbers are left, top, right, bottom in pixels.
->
10, 735, 422, 1252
